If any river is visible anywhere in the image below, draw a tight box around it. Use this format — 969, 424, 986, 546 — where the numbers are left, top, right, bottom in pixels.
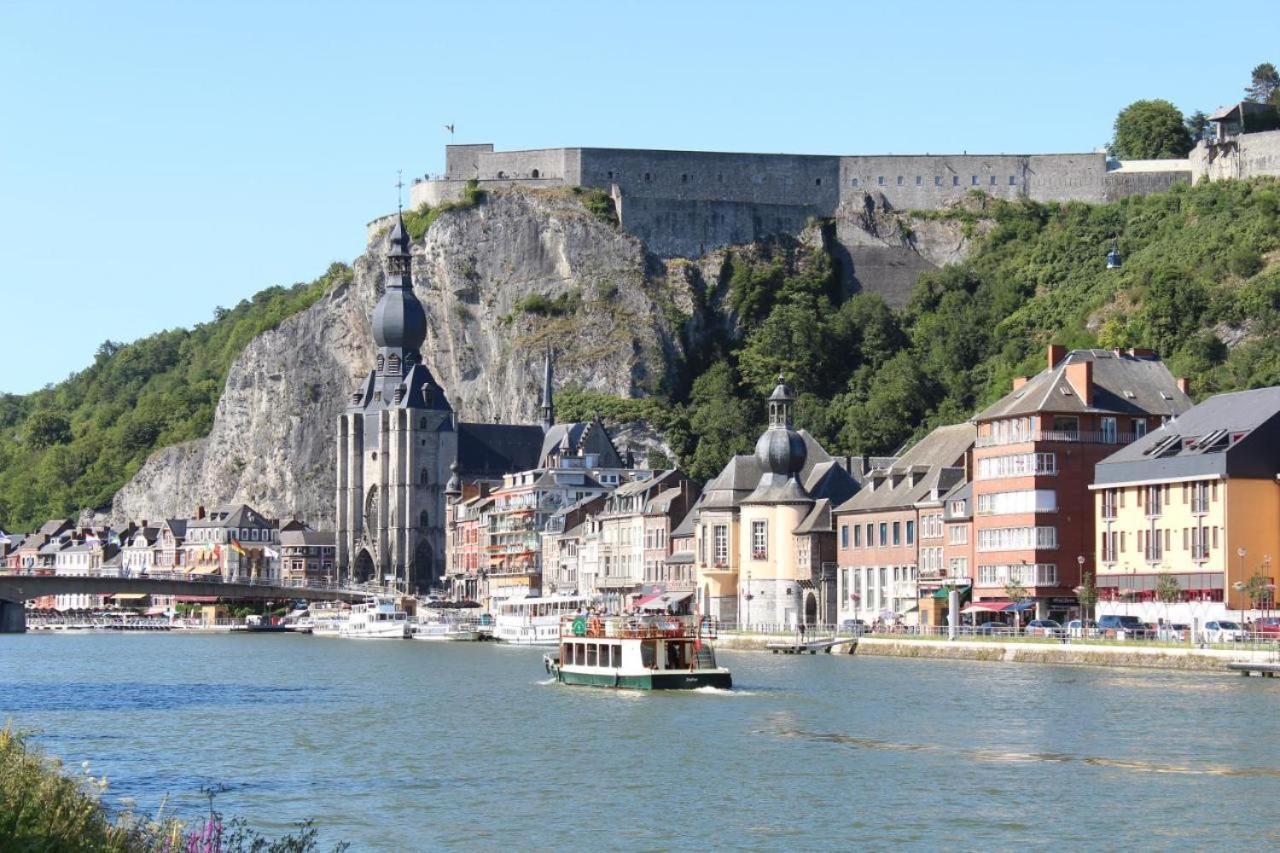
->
1, 634, 1277, 850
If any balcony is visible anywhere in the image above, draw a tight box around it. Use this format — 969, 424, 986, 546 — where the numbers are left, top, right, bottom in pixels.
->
976, 430, 1136, 449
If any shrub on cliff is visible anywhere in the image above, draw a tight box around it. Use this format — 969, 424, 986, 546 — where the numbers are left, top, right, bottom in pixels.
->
1108, 99, 1194, 160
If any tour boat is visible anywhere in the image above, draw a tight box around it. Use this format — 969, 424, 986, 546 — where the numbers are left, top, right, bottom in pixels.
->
338, 596, 410, 639
493, 595, 591, 646
309, 602, 350, 637
543, 614, 731, 690
412, 615, 480, 642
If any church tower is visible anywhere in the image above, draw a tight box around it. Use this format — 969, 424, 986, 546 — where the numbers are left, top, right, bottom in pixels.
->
336, 213, 457, 592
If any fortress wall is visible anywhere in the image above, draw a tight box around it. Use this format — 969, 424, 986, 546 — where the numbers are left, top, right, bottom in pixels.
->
473, 148, 573, 181
615, 196, 825, 258
578, 149, 841, 209
838, 153, 1106, 210
409, 177, 564, 209
444, 144, 494, 180
1103, 170, 1191, 201
1190, 131, 1280, 183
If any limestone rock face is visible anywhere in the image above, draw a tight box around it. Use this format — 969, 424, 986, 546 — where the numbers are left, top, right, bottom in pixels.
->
111, 190, 691, 527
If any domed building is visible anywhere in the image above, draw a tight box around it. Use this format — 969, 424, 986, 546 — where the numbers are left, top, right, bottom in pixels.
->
694, 378, 861, 628
335, 213, 621, 592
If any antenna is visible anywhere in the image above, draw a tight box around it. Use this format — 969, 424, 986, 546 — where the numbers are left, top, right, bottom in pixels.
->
395, 169, 404, 213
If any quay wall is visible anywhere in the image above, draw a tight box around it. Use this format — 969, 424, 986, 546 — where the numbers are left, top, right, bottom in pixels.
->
714, 633, 1258, 672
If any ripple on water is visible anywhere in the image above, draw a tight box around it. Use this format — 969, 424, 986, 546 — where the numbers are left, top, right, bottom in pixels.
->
0, 681, 318, 713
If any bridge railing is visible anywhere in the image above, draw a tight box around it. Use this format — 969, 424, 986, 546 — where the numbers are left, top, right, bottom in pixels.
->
0, 567, 372, 595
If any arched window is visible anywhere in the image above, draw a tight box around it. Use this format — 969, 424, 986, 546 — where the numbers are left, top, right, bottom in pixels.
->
419, 510, 429, 528
531, 168, 540, 179
419, 417, 427, 429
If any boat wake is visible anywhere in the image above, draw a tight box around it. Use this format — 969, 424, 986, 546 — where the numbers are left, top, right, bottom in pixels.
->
765, 727, 1280, 777
535, 678, 557, 686
692, 686, 754, 696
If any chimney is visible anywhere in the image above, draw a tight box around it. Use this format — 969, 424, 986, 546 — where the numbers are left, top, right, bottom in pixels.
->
1012, 376, 1029, 391
1127, 347, 1155, 358
1047, 344, 1066, 370
1177, 377, 1190, 395
1065, 360, 1093, 406
196, 505, 206, 520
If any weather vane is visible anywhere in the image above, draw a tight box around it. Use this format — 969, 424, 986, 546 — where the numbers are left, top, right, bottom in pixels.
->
395, 169, 404, 213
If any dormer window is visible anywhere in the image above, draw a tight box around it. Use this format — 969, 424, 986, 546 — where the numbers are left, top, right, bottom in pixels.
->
376, 355, 385, 374
388, 354, 402, 375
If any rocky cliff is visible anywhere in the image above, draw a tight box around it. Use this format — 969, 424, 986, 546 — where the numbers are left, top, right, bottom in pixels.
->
109, 187, 974, 527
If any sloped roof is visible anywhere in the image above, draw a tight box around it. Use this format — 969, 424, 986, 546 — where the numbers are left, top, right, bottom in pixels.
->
457, 422, 545, 476
701, 429, 838, 511
835, 423, 974, 514
794, 498, 834, 535
1095, 386, 1280, 484
670, 497, 701, 538
162, 518, 188, 539
539, 419, 623, 469
976, 349, 1191, 421
280, 530, 335, 547
189, 504, 273, 529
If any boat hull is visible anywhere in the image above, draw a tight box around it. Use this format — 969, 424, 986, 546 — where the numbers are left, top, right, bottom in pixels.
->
552, 666, 732, 691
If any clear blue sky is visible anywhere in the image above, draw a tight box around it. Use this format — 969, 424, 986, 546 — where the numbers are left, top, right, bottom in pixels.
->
1, 0, 1274, 393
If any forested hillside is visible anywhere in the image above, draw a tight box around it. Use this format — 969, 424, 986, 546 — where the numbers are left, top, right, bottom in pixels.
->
561, 178, 1280, 482
0, 264, 350, 529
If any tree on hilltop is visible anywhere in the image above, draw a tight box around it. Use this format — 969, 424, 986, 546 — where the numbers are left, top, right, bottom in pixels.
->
1184, 110, 1209, 142
1109, 100, 1193, 160
1246, 62, 1280, 104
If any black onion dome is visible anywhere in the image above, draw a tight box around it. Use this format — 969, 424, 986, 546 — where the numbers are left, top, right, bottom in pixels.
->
372, 287, 427, 349
755, 425, 807, 477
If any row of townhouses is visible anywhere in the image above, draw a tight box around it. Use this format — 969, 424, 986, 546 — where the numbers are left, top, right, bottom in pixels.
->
443, 345, 1280, 631
0, 504, 336, 612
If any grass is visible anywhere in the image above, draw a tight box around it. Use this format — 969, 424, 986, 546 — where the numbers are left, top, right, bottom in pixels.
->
0, 725, 344, 852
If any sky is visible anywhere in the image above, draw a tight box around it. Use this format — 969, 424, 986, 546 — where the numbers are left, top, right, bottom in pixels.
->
0, 0, 1275, 393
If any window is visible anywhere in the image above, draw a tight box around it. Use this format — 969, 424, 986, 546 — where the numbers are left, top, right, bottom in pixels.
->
877, 176, 885, 186
949, 524, 968, 545
851, 177, 859, 187
977, 526, 1058, 551
892, 522, 901, 546
1134, 419, 1148, 438
853, 525, 862, 548
952, 175, 960, 186
1009, 175, 1017, 185
915, 175, 922, 186
713, 526, 728, 565
906, 520, 915, 545
977, 489, 1057, 515
972, 175, 979, 185
698, 525, 706, 563
752, 520, 768, 560
644, 172, 651, 182
948, 557, 968, 577
866, 523, 874, 547
1100, 417, 1117, 444
977, 452, 1057, 479
990, 175, 998, 186
935, 176, 942, 186
879, 523, 888, 547
1052, 416, 1080, 437
896, 176, 904, 186
977, 563, 1057, 586
841, 524, 850, 549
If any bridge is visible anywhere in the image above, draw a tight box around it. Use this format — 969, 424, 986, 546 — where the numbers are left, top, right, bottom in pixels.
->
0, 571, 371, 633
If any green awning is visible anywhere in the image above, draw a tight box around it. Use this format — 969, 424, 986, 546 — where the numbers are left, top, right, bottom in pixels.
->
931, 586, 972, 601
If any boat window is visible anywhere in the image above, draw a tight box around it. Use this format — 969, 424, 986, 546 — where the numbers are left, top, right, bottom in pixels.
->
667, 641, 690, 670
575, 643, 585, 666
611, 645, 621, 668
586, 644, 598, 667
640, 641, 656, 669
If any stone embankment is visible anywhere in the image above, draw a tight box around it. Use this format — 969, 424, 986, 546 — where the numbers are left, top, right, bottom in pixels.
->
715, 633, 1270, 673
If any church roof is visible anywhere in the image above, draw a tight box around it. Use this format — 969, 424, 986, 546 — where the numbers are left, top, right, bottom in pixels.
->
539, 419, 623, 468
457, 422, 546, 477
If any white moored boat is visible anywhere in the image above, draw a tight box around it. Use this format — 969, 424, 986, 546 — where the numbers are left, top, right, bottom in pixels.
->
543, 614, 731, 690
309, 602, 350, 637
338, 596, 410, 639
493, 595, 590, 645
412, 616, 480, 642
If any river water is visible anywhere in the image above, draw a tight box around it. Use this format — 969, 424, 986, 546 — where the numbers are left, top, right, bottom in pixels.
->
1, 634, 1278, 850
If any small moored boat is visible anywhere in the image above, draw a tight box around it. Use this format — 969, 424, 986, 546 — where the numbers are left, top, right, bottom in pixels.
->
543, 614, 731, 690
339, 596, 411, 639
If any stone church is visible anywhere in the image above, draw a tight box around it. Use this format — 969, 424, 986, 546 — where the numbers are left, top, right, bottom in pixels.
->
335, 212, 618, 592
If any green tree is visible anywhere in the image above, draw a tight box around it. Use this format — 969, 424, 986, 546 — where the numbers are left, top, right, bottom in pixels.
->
1003, 576, 1029, 631
1108, 99, 1194, 160
1184, 109, 1210, 141
1246, 62, 1280, 104
1154, 571, 1183, 638
23, 410, 71, 449
684, 362, 758, 483
1076, 570, 1099, 632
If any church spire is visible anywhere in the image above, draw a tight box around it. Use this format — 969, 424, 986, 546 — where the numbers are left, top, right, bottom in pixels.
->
540, 348, 555, 432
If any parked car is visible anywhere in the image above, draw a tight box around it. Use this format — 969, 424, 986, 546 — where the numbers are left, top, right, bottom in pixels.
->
1096, 614, 1152, 639
840, 618, 868, 635
1025, 619, 1062, 637
973, 621, 1010, 636
1254, 617, 1280, 639
1202, 620, 1248, 643
1064, 619, 1099, 638
1155, 623, 1189, 642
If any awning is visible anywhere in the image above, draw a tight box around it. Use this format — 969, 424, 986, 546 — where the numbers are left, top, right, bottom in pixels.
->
110, 593, 147, 601
187, 565, 221, 576
636, 590, 694, 611
961, 602, 1010, 615
931, 585, 973, 600
176, 595, 220, 603
1008, 601, 1035, 612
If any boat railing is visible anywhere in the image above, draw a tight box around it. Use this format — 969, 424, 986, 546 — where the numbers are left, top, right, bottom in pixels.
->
558, 614, 717, 640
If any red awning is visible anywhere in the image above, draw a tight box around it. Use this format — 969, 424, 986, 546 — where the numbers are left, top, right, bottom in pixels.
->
961, 601, 1012, 615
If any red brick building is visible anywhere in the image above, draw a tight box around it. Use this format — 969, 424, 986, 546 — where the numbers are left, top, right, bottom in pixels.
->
970, 346, 1191, 622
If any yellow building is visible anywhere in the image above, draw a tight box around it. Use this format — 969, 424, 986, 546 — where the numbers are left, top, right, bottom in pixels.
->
1091, 387, 1280, 623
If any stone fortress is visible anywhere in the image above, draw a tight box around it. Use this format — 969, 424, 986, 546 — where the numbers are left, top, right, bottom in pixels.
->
410, 142, 1195, 258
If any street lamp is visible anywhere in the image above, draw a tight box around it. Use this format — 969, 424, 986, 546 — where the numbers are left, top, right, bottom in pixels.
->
1076, 555, 1086, 620
1237, 546, 1248, 622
